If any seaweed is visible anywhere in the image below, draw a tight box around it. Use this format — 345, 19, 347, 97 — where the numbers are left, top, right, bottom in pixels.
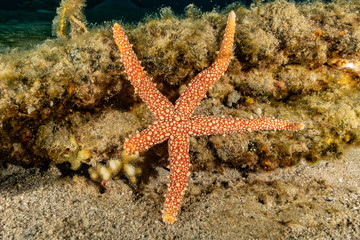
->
0, 0, 359, 175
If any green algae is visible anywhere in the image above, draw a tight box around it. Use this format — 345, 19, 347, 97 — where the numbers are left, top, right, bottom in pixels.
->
0, 0, 359, 175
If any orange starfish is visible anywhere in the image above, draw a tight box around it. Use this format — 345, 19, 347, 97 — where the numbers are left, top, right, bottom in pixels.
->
113, 11, 304, 224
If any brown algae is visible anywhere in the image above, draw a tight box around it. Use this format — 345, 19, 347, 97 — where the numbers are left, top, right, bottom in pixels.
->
0, 0, 359, 175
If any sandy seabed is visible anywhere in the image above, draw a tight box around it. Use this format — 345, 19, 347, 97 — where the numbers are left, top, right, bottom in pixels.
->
1, 148, 359, 239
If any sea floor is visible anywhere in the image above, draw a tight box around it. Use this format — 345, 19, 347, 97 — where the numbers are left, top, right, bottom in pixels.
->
1, 148, 359, 239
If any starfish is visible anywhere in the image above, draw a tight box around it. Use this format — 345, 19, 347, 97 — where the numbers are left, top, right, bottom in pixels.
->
113, 11, 304, 224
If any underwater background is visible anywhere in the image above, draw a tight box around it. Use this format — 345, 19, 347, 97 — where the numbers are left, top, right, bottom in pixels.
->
0, 0, 248, 52
0, 0, 359, 238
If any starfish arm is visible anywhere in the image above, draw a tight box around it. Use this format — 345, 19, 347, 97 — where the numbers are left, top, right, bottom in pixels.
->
113, 23, 174, 120
162, 133, 190, 224
123, 121, 170, 155
174, 11, 236, 119
188, 116, 304, 136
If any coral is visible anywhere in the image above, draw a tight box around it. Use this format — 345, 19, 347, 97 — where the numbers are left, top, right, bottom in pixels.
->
52, 0, 88, 38
89, 151, 141, 183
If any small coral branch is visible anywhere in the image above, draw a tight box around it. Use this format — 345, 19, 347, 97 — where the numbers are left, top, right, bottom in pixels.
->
89, 151, 141, 183
52, 0, 88, 38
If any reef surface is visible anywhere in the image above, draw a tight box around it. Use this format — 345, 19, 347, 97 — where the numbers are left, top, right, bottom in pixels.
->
1, 0, 360, 172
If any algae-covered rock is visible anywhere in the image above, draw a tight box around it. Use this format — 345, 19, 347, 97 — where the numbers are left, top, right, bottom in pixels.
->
0, 0, 360, 175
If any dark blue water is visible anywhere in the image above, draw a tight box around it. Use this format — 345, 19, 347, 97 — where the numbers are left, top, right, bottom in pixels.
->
0, 0, 247, 52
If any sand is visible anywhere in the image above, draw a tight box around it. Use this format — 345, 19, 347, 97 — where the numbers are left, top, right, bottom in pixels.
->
1, 148, 359, 239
